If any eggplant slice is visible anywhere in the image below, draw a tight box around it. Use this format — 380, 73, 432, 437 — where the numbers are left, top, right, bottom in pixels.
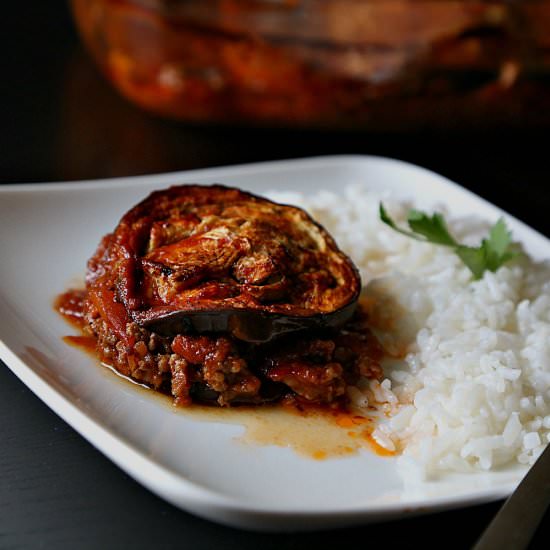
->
86, 184, 361, 342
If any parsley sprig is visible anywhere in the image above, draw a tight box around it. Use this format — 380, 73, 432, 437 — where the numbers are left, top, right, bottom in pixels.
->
379, 204, 518, 279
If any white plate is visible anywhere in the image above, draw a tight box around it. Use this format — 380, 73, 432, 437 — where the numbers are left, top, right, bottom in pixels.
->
1, 155, 546, 531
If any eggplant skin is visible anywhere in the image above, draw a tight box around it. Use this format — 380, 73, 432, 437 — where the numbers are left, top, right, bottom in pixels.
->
136, 301, 358, 343
86, 184, 361, 342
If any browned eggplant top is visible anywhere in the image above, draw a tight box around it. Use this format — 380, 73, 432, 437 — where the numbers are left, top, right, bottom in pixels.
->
86, 185, 361, 342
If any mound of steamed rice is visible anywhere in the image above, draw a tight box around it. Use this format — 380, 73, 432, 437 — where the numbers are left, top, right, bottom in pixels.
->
268, 184, 550, 480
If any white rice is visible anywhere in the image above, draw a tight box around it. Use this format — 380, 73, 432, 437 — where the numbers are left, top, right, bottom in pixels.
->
267, 184, 550, 480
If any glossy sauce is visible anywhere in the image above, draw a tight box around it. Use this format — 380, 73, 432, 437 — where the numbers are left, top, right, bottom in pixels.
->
55, 288, 397, 460
186, 404, 396, 460
63, 334, 96, 351
55, 290, 87, 329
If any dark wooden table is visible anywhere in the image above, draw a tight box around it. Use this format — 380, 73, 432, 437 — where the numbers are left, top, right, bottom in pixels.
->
2, 3, 549, 549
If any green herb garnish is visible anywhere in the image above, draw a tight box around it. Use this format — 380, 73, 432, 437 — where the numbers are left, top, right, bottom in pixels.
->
379, 204, 518, 279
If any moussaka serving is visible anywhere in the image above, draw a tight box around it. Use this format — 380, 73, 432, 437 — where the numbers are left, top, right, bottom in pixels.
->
59, 185, 382, 407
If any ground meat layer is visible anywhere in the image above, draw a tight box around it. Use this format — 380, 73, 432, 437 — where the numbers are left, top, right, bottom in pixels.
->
84, 298, 382, 407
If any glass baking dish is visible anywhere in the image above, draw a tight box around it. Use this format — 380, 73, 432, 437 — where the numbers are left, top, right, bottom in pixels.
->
70, 0, 550, 129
